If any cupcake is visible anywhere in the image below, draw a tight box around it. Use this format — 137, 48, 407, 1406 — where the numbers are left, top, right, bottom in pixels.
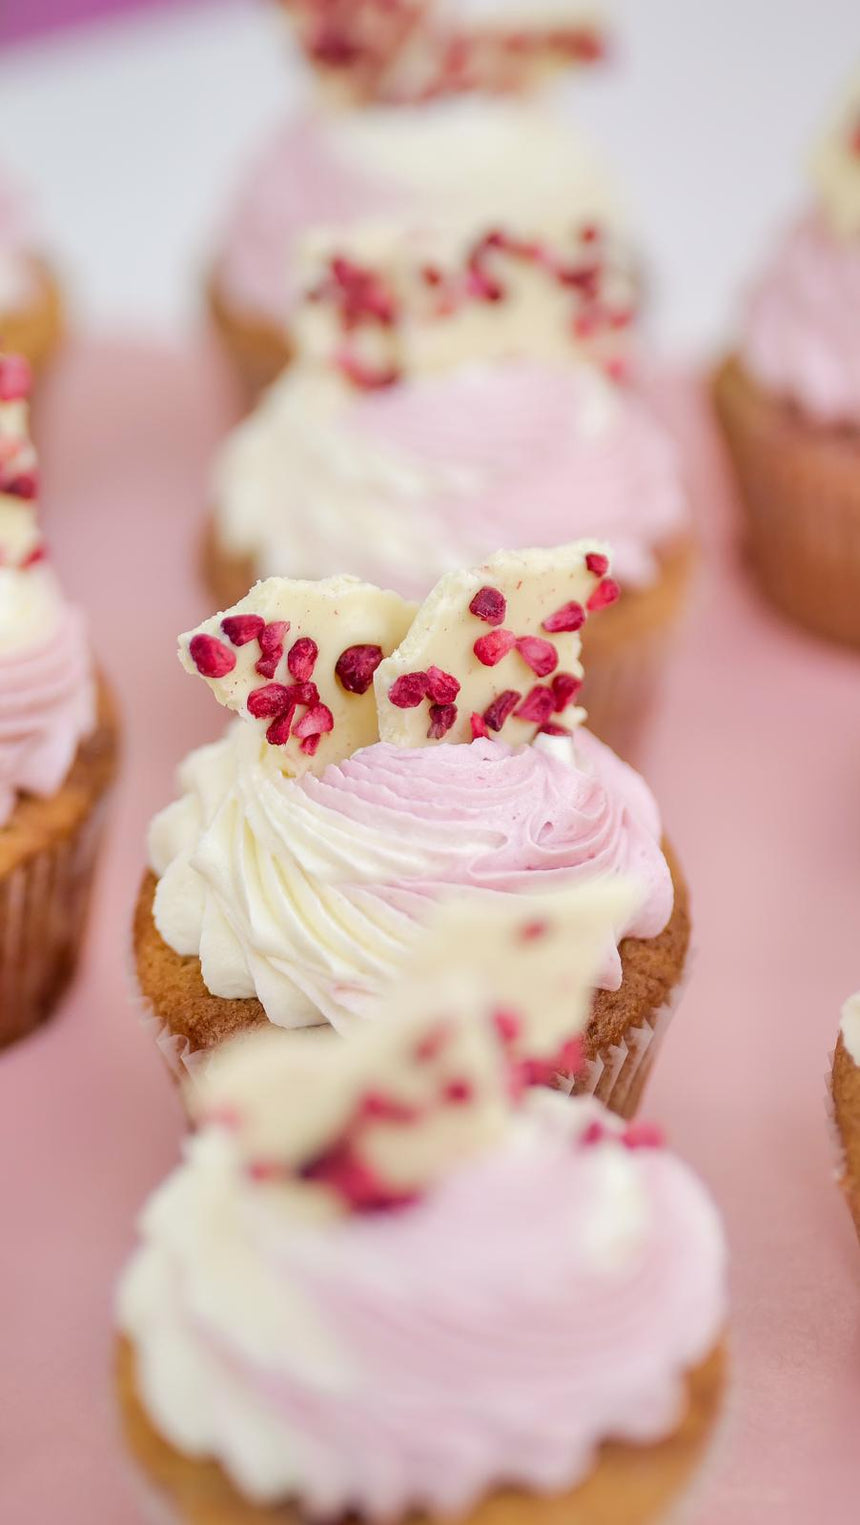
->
278, 0, 608, 106
133, 540, 690, 1116
713, 69, 860, 646
0, 354, 118, 1047
208, 97, 627, 401
205, 360, 692, 757
832, 992, 860, 1242
0, 169, 63, 381
118, 883, 727, 1525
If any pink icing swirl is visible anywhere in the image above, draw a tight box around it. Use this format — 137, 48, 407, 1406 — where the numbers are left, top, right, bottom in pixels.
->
301, 731, 672, 990
305, 363, 685, 594
741, 212, 860, 427
0, 600, 96, 826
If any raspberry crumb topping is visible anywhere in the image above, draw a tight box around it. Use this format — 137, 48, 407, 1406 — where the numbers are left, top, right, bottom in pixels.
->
473, 629, 517, 666
221, 614, 266, 647
587, 577, 621, 612
469, 586, 507, 625
542, 601, 586, 634
335, 643, 384, 694
189, 634, 237, 680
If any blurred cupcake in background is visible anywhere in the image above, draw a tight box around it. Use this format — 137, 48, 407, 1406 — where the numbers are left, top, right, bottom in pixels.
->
206, 194, 693, 757
714, 69, 860, 647
0, 355, 118, 1048
0, 169, 64, 381
277, 0, 608, 106
207, 96, 624, 401
134, 543, 690, 1117
119, 884, 727, 1525
206, 359, 692, 758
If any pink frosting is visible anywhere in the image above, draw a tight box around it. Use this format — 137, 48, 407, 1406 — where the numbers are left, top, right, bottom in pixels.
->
301, 363, 687, 594
215, 116, 406, 326
741, 212, 860, 427
303, 730, 673, 991
158, 1104, 725, 1518
0, 600, 96, 826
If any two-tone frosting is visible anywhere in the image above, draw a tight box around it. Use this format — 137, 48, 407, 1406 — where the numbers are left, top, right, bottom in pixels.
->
740, 72, 860, 427
118, 1083, 724, 1516
214, 360, 687, 600
0, 358, 95, 826
216, 98, 625, 330
150, 725, 672, 1030
155, 544, 673, 1031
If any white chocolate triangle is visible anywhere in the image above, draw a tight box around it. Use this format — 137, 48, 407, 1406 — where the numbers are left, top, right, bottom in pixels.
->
188, 1013, 508, 1215
376, 874, 639, 1062
374, 540, 613, 748
179, 575, 416, 778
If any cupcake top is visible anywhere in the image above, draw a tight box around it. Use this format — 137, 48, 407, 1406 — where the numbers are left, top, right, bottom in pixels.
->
0, 355, 95, 826
118, 881, 726, 1518
214, 360, 686, 600
0, 171, 37, 312
740, 69, 860, 426
150, 543, 673, 1030
215, 97, 630, 343
278, 0, 607, 106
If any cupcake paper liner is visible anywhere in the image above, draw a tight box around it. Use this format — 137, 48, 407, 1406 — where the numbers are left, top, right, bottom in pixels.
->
0, 790, 110, 1049
133, 952, 683, 1122
714, 356, 860, 648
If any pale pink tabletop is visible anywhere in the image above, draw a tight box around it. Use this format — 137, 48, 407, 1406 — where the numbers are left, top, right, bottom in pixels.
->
0, 342, 858, 1522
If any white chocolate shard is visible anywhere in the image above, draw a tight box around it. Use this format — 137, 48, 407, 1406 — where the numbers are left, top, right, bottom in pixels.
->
179, 575, 416, 778
0, 357, 42, 568
187, 1012, 509, 1217
376, 874, 639, 1067
296, 218, 638, 385
374, 540, 616, 748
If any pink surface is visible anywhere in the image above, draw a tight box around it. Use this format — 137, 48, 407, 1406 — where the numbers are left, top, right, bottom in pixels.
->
0, 0, 215, 48
0, 342, 858, 1522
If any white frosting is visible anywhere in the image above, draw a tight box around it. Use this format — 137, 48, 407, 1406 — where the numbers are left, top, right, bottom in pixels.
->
214, 362, 685, 599
841, 991, 860, 1065
117, 1088, 725, 1516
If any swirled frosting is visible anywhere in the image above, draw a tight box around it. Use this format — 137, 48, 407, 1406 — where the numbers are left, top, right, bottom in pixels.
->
0, 566, 96, 825
216, 99, 622, 327
215, 361, 687, 599
149, 725, 673, 1030
741, 213, 860, 426
118, 1088, 726, 1516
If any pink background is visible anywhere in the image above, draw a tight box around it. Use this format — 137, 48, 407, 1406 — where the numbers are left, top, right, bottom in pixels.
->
0, 344, 858, 1521
0, 0, 217, 47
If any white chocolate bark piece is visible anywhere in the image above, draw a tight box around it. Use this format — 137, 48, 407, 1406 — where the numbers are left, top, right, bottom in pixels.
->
0, 360, 42, 567
374, 540, 616, 747
179, 575, 416, 777
377, 874, 639, 1066
296, 218, 638, 387
188, 1013, 509, 1219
